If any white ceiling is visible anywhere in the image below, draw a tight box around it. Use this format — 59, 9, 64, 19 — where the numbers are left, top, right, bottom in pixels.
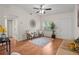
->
15, 4, 75, 15
0, 4, 75, 15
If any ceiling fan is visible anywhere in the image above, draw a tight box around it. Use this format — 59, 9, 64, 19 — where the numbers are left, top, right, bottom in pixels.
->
33, 4, 52, 14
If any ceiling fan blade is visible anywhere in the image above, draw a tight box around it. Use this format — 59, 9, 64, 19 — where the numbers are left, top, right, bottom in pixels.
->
33, 7, 39, 9
36, 11, 39, 13
45, 8, 52, 10
44, 11, 46, 14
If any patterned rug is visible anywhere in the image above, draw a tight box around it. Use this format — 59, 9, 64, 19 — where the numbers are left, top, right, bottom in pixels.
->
31, 37, 51, 47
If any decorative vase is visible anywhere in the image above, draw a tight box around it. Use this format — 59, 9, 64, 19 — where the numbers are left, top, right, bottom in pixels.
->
51, 34, 56, 39
51, 30, 56, 39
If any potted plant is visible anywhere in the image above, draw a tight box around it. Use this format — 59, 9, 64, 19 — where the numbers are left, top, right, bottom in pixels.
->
74, 37, 79, 44
50, 22, 56, 39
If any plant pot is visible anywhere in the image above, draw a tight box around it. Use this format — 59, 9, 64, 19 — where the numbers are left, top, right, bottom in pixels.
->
51, 34, 56, 39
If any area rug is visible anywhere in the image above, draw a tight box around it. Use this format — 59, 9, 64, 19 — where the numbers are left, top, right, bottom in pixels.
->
31, 37, 51, 47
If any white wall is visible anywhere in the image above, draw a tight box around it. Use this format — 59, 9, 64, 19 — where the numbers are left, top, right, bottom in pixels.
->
8, 5, 40, 40
74, 5, 79, 39
0, 5, 41, 41
0, 5, 77, 40
0, 17, 7, 37
41, 12, 75, 39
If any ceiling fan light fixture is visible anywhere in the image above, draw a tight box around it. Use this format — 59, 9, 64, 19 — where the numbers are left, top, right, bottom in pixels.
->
33, 4, 52, 14
39, 10, 45, 14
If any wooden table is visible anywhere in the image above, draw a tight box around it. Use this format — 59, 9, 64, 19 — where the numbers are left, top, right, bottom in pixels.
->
0, 37, 11, 55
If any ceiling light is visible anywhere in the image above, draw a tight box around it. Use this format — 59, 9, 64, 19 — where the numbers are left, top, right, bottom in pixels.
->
39, 10, 45, 14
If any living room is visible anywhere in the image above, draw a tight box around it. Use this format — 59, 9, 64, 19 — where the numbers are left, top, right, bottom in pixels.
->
0, 4, 79, 55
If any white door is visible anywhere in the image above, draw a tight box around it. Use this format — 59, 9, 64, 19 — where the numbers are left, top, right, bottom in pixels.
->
7, 20, 13, 37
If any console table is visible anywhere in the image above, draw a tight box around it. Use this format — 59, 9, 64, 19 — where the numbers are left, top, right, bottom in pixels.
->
0, 37, 11, 55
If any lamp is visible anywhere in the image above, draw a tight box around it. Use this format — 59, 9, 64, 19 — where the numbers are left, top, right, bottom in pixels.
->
0, 25, 7, 39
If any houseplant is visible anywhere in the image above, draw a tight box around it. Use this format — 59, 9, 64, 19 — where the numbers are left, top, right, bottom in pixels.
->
74, 37, 79, 44
68, 37, 79, 52
74, 37, 79, 52
50, 22, 56, 39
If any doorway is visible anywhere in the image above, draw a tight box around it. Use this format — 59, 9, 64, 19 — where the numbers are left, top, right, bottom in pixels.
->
7, 20, 13, 38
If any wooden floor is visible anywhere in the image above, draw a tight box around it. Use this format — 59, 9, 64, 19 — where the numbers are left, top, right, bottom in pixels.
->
0, 38, 63, 55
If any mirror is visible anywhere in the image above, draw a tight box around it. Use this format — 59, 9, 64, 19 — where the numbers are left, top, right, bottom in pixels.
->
30, 19, 36, 28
